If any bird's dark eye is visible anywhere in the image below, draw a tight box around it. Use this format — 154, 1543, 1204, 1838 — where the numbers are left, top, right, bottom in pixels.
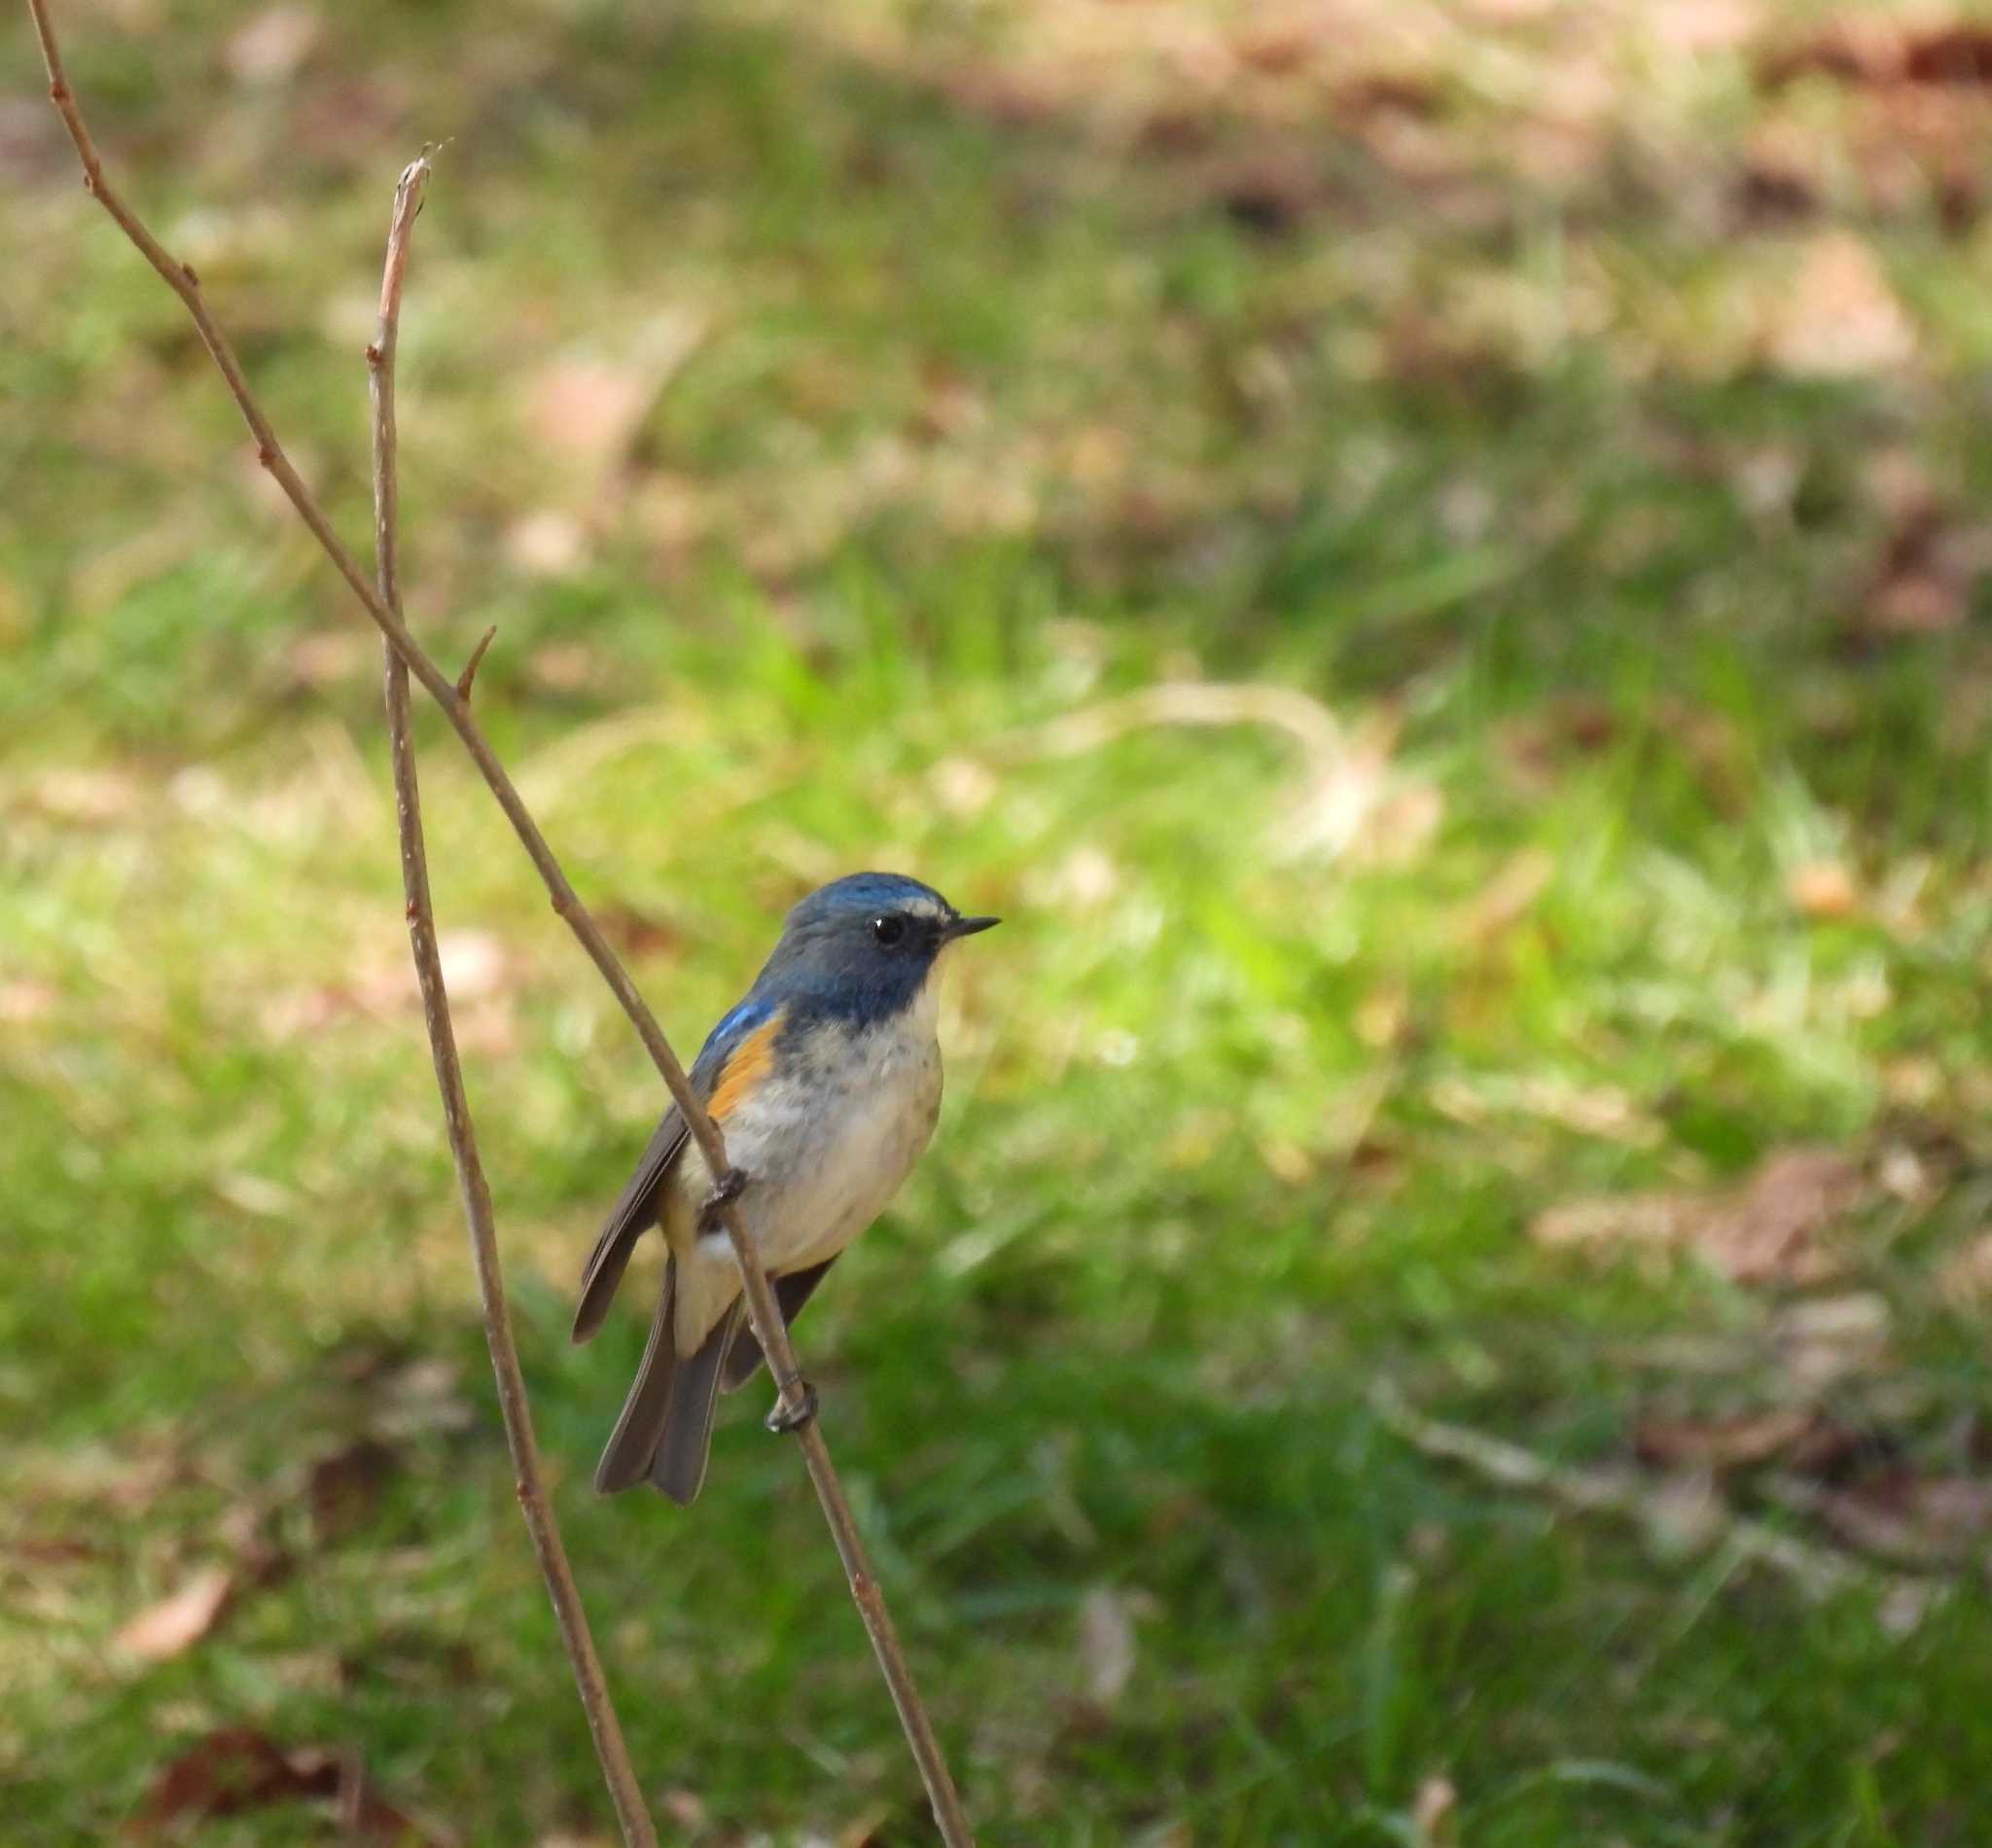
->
871, 914, 907, 947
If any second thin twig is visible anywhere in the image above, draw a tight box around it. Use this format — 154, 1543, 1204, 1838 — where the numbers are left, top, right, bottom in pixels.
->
369, 158, 658, 1848
23, 8, 973, 1840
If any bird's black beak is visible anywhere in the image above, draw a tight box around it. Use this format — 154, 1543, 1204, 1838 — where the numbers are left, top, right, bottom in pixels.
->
943, 914, 1001, 942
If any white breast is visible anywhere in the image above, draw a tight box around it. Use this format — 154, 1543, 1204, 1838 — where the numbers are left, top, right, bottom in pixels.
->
682, 989, 943, 1278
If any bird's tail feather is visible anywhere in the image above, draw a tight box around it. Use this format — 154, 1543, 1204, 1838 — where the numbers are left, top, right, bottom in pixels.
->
650, 1301, 742, 1506
593, 1261, 679, 1495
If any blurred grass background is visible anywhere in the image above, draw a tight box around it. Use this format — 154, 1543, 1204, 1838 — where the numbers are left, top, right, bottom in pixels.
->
5, 0, 1992, 1842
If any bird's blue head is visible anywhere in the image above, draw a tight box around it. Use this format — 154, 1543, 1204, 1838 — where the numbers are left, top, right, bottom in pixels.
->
753, 871, 999, 1026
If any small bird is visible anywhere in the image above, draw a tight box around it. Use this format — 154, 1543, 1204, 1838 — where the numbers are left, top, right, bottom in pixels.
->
573, 872, 999, 1503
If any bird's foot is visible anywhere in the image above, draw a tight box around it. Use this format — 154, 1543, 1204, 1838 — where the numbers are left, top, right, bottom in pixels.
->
765, 1379, 819, 1435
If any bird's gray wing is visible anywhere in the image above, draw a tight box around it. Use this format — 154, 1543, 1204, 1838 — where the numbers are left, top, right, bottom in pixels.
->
592, 1257, 682, 1493
571, 1105, 690, 1344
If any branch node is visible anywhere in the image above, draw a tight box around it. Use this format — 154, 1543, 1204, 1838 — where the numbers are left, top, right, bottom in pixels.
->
456, 624, 497, 700
256, 442, 277, 469
181, 261, 198, 286
49, 80, 67, 103
365, 340, 383, 367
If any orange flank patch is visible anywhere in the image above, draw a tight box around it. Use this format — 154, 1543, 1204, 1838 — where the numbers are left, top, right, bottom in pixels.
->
706, 1011, 784, 1123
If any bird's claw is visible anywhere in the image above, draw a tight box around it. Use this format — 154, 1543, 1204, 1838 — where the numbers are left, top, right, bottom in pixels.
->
765, 1380, 819, 1435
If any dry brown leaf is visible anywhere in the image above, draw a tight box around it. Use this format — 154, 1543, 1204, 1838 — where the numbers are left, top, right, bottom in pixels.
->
658, 1790, 708, 1831
1764, 233, 1917, 377
434, 930, 511, 1002
0, 978, 56, 1023
1787, 860, 1860, 920
505, 509, 588, 579
225, 4, 321, 85
525, 313, 703, 474
1411, 1774, 1459, 1847
305, 1439, 399, 1546
1078, 1585, 1138, 1706
1772, 1293, 1892, 1389
1939, 1233, 1992, 1307
1796, 1471, 1992, 1567
371, 1357, 475, 1439
1497, 695, 1618, 792
594, 904, 682, 960
1858, 501, 1992, 637
1633, 1406, 1862, 1476
129, 1727, 445, 1843
1531, 1147, 1868, 1284
1758, 19, 1905, 90
529, 360, 654, 467
115, 1565, 234, 1662
1904, 24, 1992, 86
27, 768, 148, 824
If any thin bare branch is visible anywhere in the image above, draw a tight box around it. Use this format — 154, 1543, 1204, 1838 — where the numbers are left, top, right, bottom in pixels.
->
25, 8, 973, 1839
371, 158, 658, 1848
456, 624, 497, 701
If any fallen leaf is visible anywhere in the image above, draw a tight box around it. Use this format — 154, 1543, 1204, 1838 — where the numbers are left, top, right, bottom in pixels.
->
129, 1727, 445, 1842
1207, 151, 1321, 236
1497, 695, 1618, 791
1903, 24, 1992, 86
1078, 1585, 1138, 1706
505, 509, 588, 578
1633, 1407, 1864, 1476
225, 3, 321, 85
1772, 1292, 1892, 1389
1531, 1147, 1868, 1284
0, 978, 56, 1023
7, 1532, 105, 1566
1856, 499, 1992, 638
1759, 20, 1903, 91
1411, 1774, 1459, 1847
1736, 120, 1823, 226
659, 1790, 708, 1831
529, 359, 654, 467
306, 1439, 400, 1546
130, 1728, 310, 1830
525, 312, 704, 475
115, 1565, 234, 1662
27, 768, 147, 824
1783, 1469, 1992, 1567
284, 628, 374, 691
1764, 232, 1918, 376
594, 904, 682, 959
372, 1358, 475, 1439
1787, 860, 1860, 920
1939, 1233, 1992, 1307
435, 930, 511, 1001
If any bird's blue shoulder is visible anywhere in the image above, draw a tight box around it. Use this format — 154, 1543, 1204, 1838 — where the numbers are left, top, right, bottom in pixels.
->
691, 996, 783, 1095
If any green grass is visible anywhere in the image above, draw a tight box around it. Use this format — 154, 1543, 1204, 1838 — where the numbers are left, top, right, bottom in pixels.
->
6, 1, 1992, 1841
